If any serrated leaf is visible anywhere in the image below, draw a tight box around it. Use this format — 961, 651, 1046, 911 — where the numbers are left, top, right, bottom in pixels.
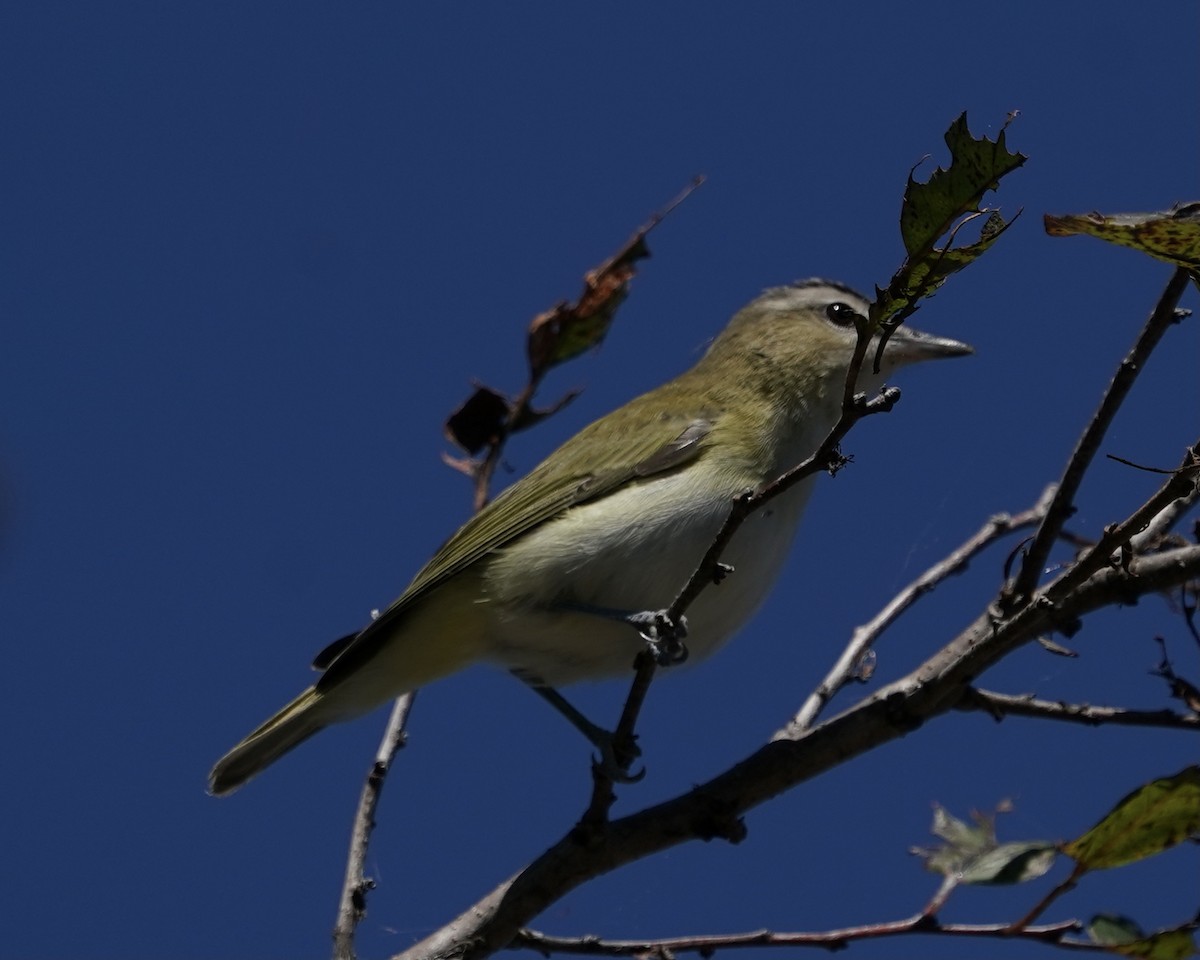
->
899, 113, 1027, 259
875, 210, 1019, 328
1044, 201, 1200, 270
1088, 916, 1198, 960
1065, 766, 1200, 870
871, 113, 1026, 366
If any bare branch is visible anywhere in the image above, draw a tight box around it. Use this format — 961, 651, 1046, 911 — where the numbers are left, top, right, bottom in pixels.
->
512, 916, 1105, 956
1009, 266, 1193, 605
1008, 862, 1086, 932
959, 688, 1200, 731
393, 544, 1200, 960
792, 484, 1057, 732
1044, 441, 1199, 601
1129, 470, 1200, 552
333, 691, 417, 960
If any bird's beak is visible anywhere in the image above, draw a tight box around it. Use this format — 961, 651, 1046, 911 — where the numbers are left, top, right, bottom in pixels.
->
883, 324, 974, 365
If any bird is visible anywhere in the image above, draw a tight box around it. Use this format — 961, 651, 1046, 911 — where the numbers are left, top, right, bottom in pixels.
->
208, 279, 971, 795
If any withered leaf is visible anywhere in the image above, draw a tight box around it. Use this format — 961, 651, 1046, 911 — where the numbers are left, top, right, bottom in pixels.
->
444, 384, 511, 455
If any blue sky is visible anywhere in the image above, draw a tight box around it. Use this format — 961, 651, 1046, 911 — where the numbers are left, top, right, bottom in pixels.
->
2, 3, 1197, 958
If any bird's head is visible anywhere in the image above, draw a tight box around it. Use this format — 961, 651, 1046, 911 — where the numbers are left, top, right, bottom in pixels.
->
704, 279, 972, 397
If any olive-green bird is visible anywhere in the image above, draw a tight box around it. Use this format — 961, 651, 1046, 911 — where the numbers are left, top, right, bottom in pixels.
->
209, 279, 970, 794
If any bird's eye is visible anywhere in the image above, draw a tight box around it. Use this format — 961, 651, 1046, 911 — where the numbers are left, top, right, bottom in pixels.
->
825, 302, 860, 327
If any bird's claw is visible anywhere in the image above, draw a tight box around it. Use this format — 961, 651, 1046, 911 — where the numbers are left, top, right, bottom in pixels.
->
591, 731, 645, 784
627, 609, 690, 666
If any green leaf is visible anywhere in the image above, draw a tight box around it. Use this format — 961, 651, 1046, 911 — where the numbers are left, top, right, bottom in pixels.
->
912, 804, 1055, 885
1089, 914, 1147, 946
899, 114, 1026, 259
871, 112, 1026, 366
1065, 766, 1200, 870
958, 841, 1057, 885
1087, 916, 1198, 960
1044, 201, 1200, 270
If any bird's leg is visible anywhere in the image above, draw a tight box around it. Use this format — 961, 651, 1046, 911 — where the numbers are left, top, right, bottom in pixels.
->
605, 560, 736, 666
514, 673, 644, 783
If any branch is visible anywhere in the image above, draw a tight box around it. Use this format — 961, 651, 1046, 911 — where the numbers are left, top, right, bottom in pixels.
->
393, 543, 1200, 960
1041, 440, 1199, 601
959, 688, 1200, 731
1129, 471, 1200, 552
513, 917, 1107, 956
333, 691, 417, 960
1009, 266, 1193, 605
792, 484, 1058, 732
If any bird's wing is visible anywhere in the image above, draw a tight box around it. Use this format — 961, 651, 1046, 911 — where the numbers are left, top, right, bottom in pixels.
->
313, 403, 715, 685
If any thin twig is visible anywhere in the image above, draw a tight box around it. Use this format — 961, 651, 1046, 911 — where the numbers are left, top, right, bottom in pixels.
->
333, 691, 418, 960
791, 484, 1058, 732
959, 687, 1200, 731
1009, 862, 1086, 931
513, 915, 1102, 956
1047, 440, 1199, 600
471, 380, 537, 511
1009, 266, 1193, 605
1129, 466, 1200, 552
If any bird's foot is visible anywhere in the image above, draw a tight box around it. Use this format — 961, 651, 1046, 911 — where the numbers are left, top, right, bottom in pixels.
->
626, 609, 689, 666
591, 729, 645, 784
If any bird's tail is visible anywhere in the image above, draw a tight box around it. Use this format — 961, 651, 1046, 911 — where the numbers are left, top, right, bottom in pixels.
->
208, 686, 331, 796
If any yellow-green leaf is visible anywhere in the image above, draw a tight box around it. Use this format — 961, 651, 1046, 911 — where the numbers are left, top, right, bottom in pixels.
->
1044, 202, 1200, 270
1087, 915, 1198, 960
1065, 766, 1200, 870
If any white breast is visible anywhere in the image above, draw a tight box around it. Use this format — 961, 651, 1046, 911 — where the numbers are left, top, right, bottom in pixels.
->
479, 462, 816, 685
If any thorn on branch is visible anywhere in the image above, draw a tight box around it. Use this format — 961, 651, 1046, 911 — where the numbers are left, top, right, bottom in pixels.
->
826, 447, 853, 477
1035, 636, 1079, 658
712, 562, 734, 585
865, 385, 903, 414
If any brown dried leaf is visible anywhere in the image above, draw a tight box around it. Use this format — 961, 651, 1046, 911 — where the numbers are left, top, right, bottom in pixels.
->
444, 384, 511, 455
526, 176, 704, 379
